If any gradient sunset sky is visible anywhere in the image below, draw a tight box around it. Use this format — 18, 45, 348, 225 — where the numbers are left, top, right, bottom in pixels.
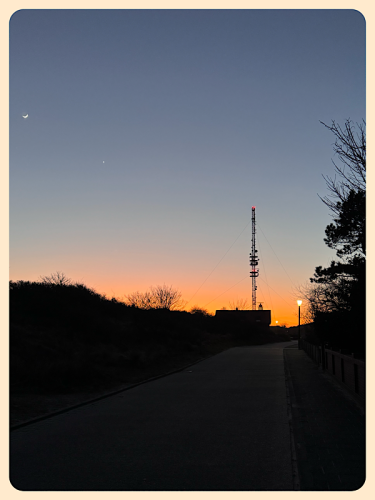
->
9, 9, 365, 326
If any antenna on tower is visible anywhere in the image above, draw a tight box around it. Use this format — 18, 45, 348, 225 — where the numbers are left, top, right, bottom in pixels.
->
249, 206, 259, 310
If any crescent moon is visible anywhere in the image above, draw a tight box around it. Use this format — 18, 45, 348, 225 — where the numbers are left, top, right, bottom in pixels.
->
22, 114, 28, 119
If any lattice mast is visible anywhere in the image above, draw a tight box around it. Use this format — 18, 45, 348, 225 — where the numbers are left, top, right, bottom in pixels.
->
249, 206, 259, 310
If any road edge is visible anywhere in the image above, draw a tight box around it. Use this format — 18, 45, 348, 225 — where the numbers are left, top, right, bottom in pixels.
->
283, 347, 301, 491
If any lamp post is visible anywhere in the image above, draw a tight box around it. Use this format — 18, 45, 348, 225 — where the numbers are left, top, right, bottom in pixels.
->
297, 300, 302, 349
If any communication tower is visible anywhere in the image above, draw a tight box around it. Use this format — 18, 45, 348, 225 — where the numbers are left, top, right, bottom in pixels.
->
249, 206, 259, 310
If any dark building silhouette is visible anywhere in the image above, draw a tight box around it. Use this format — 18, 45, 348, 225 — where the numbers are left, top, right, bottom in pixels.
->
215, 309, 271, 326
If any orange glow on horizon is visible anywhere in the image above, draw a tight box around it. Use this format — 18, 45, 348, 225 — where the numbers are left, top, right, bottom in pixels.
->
10, 263, 303, 328
90, 280, 300, 328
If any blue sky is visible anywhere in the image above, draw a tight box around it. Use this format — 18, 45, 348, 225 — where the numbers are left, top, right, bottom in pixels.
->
9, 9, 365, 324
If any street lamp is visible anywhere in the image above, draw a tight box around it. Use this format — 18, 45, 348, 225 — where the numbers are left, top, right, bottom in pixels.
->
297, 300, 302, 349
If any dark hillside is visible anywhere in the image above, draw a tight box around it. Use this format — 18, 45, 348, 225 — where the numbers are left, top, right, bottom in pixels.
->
10, 280, 290, 396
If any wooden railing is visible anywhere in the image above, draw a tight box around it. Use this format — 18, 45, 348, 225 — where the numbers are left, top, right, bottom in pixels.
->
299, 339, 365, 404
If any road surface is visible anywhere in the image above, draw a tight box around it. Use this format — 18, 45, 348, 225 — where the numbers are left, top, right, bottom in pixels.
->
10, 341, 297, 491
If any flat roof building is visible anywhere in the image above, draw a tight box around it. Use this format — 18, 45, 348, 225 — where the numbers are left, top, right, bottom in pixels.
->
215, 309, 271, 326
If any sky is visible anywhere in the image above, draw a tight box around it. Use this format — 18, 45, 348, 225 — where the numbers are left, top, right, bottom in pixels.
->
9, 9, 365, 326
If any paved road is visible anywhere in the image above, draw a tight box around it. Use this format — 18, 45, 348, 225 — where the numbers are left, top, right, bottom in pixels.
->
10, 342, 296, 491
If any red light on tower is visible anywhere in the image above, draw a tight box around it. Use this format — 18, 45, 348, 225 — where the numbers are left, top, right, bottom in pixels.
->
252, 206, 256, 209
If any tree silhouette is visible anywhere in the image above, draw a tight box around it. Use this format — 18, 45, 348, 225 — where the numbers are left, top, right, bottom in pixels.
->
228, 298, 250, 310
319, 119, 366, 258
39, 272, 72, 286
319, 119, 365, 211
308, 119, 366, 351
189, 306, 211, 316
125, 284, 186, 310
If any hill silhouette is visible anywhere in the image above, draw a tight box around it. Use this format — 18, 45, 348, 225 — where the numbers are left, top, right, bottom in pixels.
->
10, 279, 290, 396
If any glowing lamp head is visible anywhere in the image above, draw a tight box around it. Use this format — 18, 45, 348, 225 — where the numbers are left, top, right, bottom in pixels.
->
252, 206, 256, 209
297, 300, 302, 307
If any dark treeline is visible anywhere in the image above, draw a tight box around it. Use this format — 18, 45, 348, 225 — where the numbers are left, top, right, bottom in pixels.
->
303, 119, 366, 356
10, 279, 289, 394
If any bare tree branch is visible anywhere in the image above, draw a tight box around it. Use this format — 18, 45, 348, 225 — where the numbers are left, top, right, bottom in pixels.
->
228, 298, 250, 310
39, 272, 72, 286
125, 284, 186, 310
319, 119, 366, 216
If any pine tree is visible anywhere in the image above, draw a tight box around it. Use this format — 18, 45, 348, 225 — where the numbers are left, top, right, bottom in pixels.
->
309, 119, 365, 352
